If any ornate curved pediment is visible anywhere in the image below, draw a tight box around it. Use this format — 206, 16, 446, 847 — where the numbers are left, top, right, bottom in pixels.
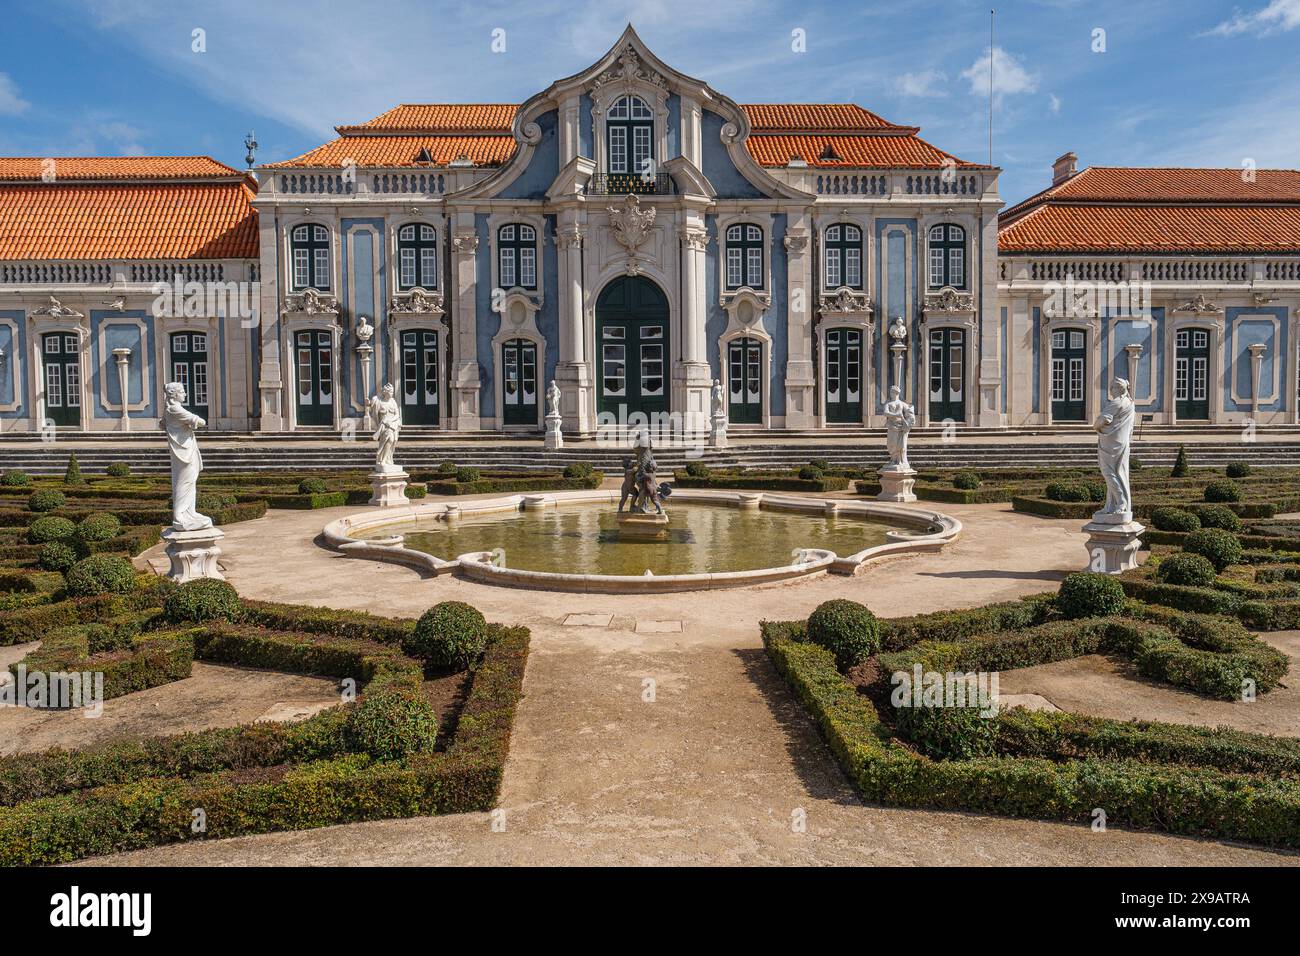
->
819, 287, 873, 319
720, 287, 772, 336
282, 288, 339, 316
30, 295, 84, 319
1174, 292, 1223, 315
923, 286, 975, 316
388, 288, 445, 316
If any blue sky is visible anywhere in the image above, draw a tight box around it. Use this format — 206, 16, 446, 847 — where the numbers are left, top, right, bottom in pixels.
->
0, 0, 1297, 203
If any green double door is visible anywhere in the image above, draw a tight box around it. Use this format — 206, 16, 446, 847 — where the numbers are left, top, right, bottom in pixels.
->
501, 338, 537, 426
1175, 328, 1209, 420
1050, 329, 1087, 422
295, 330, 333, 426
169, 331, 209, 420
400, 329, 440, 426
42, 332, 80, 427
596, 276, 669, 420
727, 337, 763, 424
824, 328, 863, 423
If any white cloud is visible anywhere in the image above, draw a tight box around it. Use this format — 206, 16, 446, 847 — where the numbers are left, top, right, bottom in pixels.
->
895, 69, 946, 97
960, 46, 1037, 101
0, 73, 30, 116
1048, 93, 1061, 114
1205, 0, 1300, 37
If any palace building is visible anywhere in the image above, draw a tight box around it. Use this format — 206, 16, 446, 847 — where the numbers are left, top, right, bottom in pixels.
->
0, 26, 1297, 438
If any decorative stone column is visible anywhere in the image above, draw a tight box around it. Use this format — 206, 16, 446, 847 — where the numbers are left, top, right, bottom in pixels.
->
782, 225, 816, 428
888, 315, 908, 394
555, 220, 594, 434
1123, 342, 1143, 386
112, 347, 132, 432
355, 315, 374, 430
450, 227, 481, 431
1248, 342, 1268, 423
677, 223, 712, 436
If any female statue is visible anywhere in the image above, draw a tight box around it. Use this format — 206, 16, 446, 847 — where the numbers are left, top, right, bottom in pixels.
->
163, 381, 212, 530
368, 384, 402, 473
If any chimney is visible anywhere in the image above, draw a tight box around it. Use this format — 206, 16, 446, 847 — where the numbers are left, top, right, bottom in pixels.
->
1051, 151, 1078, 186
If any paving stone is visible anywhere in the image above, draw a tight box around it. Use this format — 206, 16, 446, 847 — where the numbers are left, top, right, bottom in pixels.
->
255, 700, 337, 724
635, 619, 683, 634
563, 613, 613, 627
997, 693, 1060, 713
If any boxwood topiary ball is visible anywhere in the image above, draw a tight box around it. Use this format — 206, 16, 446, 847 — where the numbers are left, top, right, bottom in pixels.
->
1184, 528, 1243, 572
1203, 478, 1241, 503
162, 578, 243, 624
1150, 507, 1200, 533
346, 688, 439, 761
1155, 552, 1218, 588
798, 464, 825, 481
563, 462, 593, 479
685, 461, 710, 479
28, 515, 76, 544
65, 555, 137, 597
405, 601, 489, 669
27, 489, 66, 513
298, 477, 328, 494
1225, 462, 1252, 479
807, 599, 880, 668
105, 462, 132, 478
1056, 572, 1126, 619
952, 470, 982, 490
38, 541, 80, 573
1045, 481, 1089, 502
1196, 505, 1242, 532
76, 513, 122, 543
455, 467, 482, 483
1, 469, 30, 487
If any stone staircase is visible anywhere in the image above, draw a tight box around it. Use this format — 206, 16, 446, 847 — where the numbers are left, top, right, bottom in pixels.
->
3, 435, 1299, 475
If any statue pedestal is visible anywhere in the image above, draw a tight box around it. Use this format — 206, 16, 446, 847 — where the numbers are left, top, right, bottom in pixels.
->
1082, 517, 1145, 574
369, 470, 409, 507
876, 466, 917, 503
544, 412, 563, 450
161, 526, 225, 583
616, 512, 670, 540
709, 413, 728, 448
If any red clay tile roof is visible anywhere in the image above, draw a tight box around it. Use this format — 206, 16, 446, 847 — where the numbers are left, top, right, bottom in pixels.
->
999, 166, 1300, 253
741, 104, 908, 132
746, 133, 978, 169
0, 173, 258, 260
0, 156, 246, 182
266, 135, 515, 169
271, 102, 979, 170
336, 104, 518, 134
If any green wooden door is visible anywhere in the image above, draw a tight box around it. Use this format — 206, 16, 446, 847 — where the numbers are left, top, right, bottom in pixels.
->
927, 328, 965, 423
727, 337, 762, 424
169, 332, 209, 420
294, 330, 334, 426
42, 332, 80, 427
824, 328, 862, 423
1051, 329, 1087, 422
501, 338, 538, 426
1175, 328, 1209, 420
596, 276, 669, 420
400, 329, 439, 425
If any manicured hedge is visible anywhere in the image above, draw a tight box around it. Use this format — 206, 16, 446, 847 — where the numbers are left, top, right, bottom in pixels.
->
764, 629, 1300, 849
0, 624, 529, 865
419, 473, 604, 496
675, 471, 850, 493
852, 481, 1015, 504
11, 623, 194, 702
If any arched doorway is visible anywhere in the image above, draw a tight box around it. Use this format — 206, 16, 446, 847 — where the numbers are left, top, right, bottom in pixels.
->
596, 276, 669, 420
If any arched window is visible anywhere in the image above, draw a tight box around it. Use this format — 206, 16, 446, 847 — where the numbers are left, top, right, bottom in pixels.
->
607, 94, 654, 178
498, 224, 537, 290
928, 224, 966, 289
725, 224, 764, 290
824, 224, 863, 289
397, 223, 437, 290
291, 224, 330, 291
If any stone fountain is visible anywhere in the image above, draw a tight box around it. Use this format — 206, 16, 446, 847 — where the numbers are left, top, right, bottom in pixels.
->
616, 429, 672, 539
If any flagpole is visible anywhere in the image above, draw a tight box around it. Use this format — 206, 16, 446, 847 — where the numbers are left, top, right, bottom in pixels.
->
989, 8, 995, 167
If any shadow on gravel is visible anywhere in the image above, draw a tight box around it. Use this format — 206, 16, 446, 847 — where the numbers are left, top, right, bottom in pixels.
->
733, 646, 861, 807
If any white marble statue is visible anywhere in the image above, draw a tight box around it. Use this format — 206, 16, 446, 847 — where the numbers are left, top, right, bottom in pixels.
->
163, 381, 212, 530
711, 379, 726, 419
368, 383, 402, 473
888, 315, 908, 345
882, 384, 916, 470
1094, 378, 1135, 519
546, 379, 561, 418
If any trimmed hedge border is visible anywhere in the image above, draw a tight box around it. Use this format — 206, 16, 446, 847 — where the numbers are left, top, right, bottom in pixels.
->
418, 473, 603, 496
763, 629, 1300, 849
674, 472, 850, 493
11, 623, 194, 702
0, 624, 529, 865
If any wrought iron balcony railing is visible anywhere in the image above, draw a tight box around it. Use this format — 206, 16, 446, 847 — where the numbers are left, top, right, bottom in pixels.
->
588, 172, 671, 196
